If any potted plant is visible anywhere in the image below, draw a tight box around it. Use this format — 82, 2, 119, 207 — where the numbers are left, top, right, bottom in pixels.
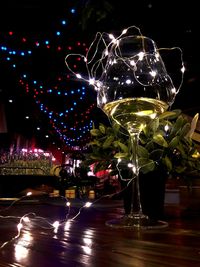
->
82, 109, 200, 219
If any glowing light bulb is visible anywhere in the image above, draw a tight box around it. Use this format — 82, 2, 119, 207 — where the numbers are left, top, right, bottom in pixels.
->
85, 202, 92, 208
130, 60, 136, 66
89, 78, 95, 85
149, 70, 157, 77
164, 124, 170, 132
108, 34, 115, 40
76, 74, 82, 79
181, 65, 185, 73
138, 52, 144, 61
122, 29, 128, 35
53, 221, 60, 228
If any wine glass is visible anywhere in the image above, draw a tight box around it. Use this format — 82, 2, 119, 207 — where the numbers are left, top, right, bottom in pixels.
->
96, 35, 177, 229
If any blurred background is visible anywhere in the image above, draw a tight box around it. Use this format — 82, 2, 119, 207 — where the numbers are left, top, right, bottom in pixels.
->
0, 0, 199, 162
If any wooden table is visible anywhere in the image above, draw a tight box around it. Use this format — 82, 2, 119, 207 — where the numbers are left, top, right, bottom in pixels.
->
0, 196, 200, 267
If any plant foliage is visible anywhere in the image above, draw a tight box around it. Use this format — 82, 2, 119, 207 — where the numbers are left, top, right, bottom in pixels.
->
83, 109, 200, 180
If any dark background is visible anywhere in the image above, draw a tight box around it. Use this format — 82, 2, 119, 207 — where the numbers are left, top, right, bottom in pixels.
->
0, 0, 199, 151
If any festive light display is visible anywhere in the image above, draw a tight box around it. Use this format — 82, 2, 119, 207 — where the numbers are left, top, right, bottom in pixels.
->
65, 25, 185, 99
0, 5, 96, 150
0, 192, 109, 250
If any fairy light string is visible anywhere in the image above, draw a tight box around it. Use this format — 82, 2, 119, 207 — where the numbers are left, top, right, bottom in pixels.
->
0, 191, 114, 250
65, 25, 185, 101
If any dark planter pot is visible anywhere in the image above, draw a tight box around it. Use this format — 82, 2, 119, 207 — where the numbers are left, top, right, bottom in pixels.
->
120, 169, 167, 221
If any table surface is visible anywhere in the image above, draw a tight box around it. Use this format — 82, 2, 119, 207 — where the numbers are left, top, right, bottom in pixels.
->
0, 196, 200, 267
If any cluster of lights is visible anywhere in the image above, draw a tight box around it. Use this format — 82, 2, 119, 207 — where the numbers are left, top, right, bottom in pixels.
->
0, 191, 110, 250
65, 25, 185, 98
18, 72, 96, 147
0, 5, 97, 149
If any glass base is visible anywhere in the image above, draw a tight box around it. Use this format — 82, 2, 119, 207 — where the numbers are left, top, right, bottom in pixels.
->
105, 213, 168, 230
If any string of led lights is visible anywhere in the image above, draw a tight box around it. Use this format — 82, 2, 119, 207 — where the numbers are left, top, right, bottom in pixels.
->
0, 191, 112, 250
65, 25, 185, 99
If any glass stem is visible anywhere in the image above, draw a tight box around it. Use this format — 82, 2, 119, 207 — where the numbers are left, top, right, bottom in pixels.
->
129, 132, 143, 215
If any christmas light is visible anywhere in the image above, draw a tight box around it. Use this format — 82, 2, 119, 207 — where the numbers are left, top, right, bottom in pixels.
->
0, 191, 114, 250
65, 25, 185, 102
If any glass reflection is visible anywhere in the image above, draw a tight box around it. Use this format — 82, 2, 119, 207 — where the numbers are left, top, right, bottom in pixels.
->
15, 232, 33, 262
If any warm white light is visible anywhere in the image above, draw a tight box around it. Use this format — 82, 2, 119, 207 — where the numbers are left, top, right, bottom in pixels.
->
138, 52, 144, 60
108, 34, 115, 40
96, 81, 102, 88
15, 244, 29, 261
53, 221, 60, 228
89, 78, 95, 85
76, 73, 82, 79
83, 237, 92, 246
149, 70, 157, 77
130, 60, 136, 66
102, 95, 107, 104
26, 192, 32, 196
128, 163, 133, 168
85, 202, 92, 208
181, 65, 185, 73
64, 220, 72, 231
66, 201, 71, 206
125, 79, 132, 84
104, 49, 109, 56
82, 245, 92, 255
122, 28, 128, 35
171, 87, 176, 94
155, 53, 160, 60
164, 124, 170, 132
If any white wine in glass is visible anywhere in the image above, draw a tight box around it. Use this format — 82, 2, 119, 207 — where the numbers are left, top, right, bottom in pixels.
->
97, 35, 176, 229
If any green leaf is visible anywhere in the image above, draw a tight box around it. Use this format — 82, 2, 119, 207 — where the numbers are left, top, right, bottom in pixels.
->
171, 115, 184, 135
169, 136, 179, 148
180, 123, 191, 138
102, 136, 115, 149
90, 129, 101, 136
138, 145, 149, 158
148, 117, 159, 133
153, 134, 168, 147
99, 124, 106, 134
114, 152, 129, 159
159, 110, 181, 120
88, 140, 101, 146
139, 158, 155, 174
175, 166, 187, 173
163, 156, 172, 171
116, 141, 129, 153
